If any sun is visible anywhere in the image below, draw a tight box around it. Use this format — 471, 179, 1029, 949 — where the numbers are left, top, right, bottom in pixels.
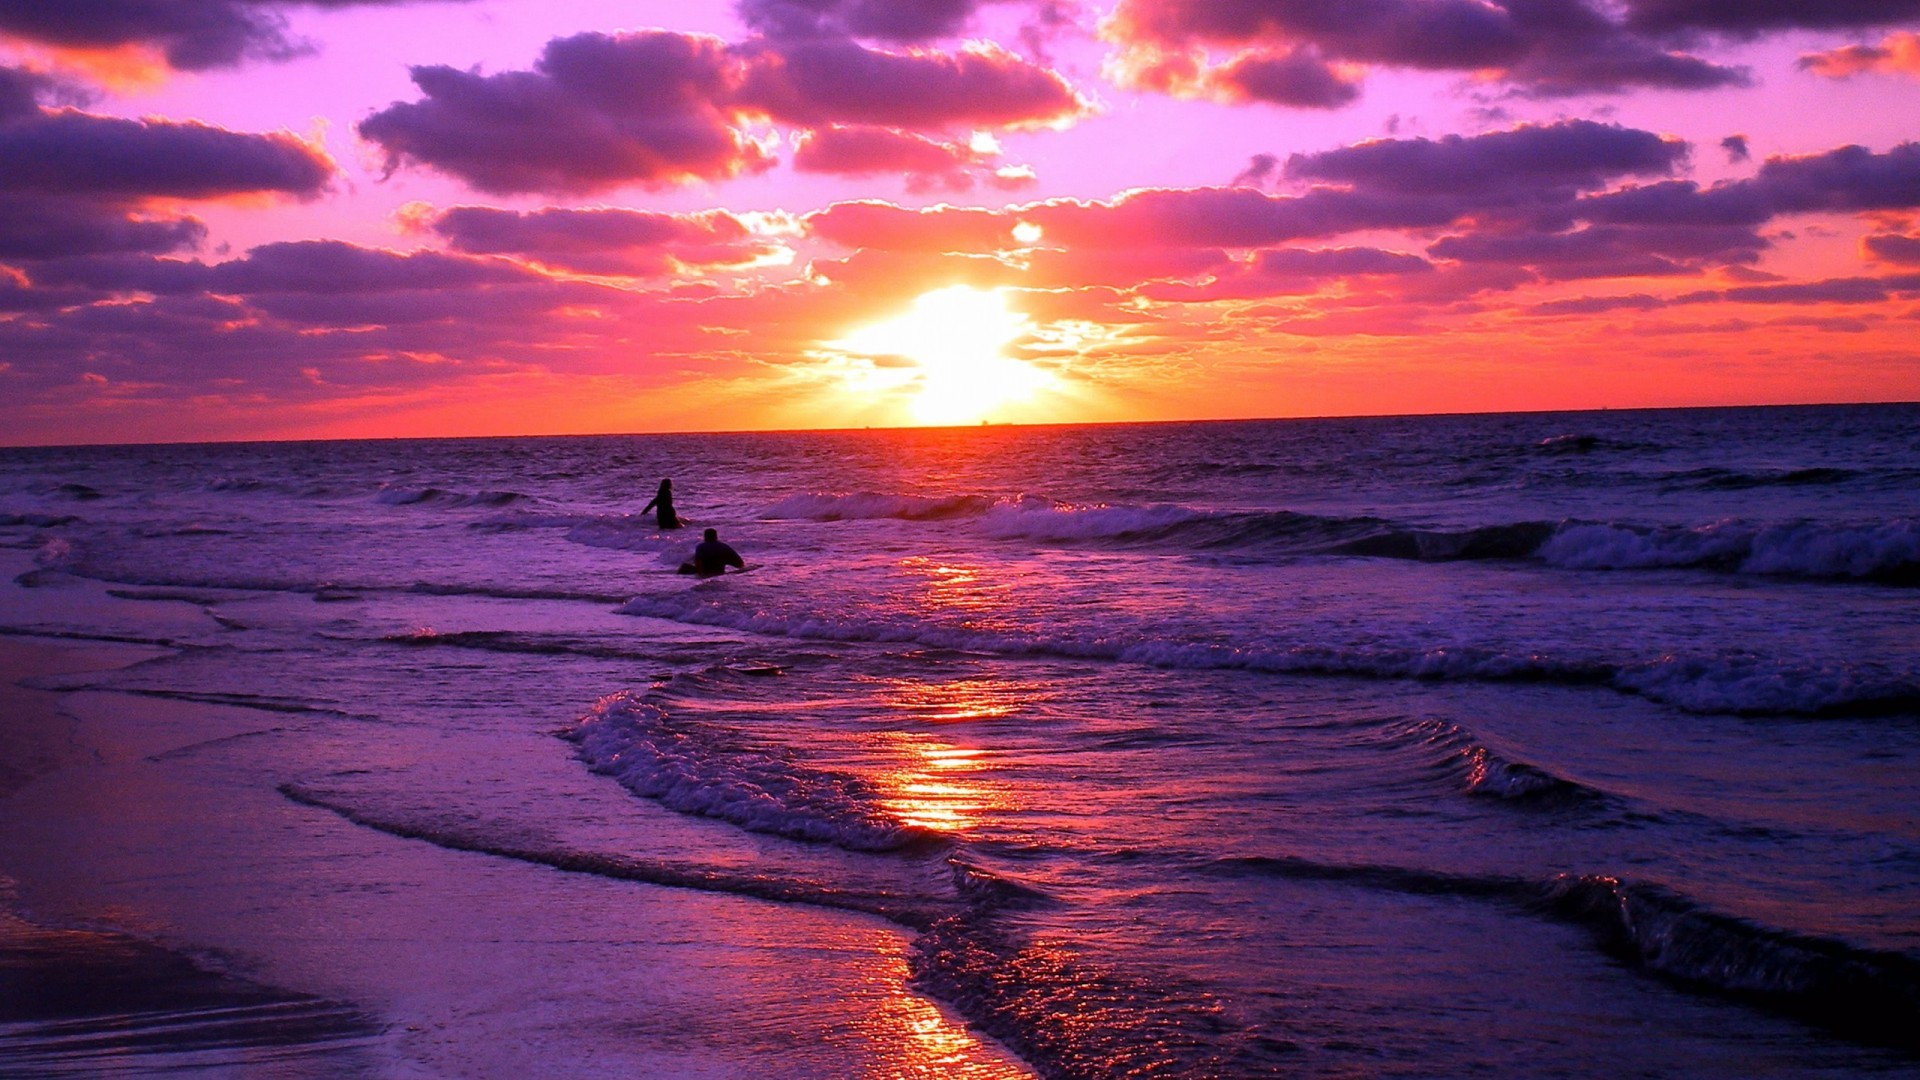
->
832, 286, 1055, 425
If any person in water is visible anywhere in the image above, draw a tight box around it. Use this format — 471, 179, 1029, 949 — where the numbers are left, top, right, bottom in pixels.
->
641, 478, 680, 529
680, 528, 745, 577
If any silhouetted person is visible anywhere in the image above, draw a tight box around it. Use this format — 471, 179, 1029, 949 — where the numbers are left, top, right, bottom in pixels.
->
680, 528, 744, 577
641, 478, 681, 529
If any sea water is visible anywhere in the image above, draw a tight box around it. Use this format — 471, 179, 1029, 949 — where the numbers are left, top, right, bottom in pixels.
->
1, 404, 1917, 1077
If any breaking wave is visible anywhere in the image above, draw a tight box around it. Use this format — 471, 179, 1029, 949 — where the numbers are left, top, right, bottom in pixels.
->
1219, 854, 1920, 1048
758, 488, 1920, 582
373, 486, 531, 509
568, 692, 945, 853
615, 593, 1918, 717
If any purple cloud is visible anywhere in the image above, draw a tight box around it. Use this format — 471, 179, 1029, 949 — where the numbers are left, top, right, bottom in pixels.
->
1211, 49, 1362, 109
737, 0, 982, 41
0, 66, 331, 262
1284, 120, 1687, 199
0, 112, 333, 198
359, 32, 771, 196
358, 31, 1083, 196
1104, 0, 1750, 101
432, 206, 777, 275
1864, 233, 1920, 264
1622, 0, 1920, 36
0, 0, 477, 73
736, 38, 1084, 129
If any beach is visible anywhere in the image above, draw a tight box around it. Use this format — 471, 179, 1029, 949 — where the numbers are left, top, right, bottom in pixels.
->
2, 408, 1917, 1077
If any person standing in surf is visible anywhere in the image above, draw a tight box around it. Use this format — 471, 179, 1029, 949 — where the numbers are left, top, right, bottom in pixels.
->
641, 478, 681, 529
680, 528, 744, 577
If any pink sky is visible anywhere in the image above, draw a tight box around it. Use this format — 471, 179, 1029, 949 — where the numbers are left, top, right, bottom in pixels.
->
2, 0, 1918, 444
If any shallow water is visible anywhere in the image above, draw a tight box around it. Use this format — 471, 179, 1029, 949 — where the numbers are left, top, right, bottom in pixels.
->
2, 404, 1917, 1077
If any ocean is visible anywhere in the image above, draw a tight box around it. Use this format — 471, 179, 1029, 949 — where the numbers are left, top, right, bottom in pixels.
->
1, 403, 1917, 1078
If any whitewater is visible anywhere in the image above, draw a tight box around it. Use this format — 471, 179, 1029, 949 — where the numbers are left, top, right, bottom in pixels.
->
1, 403, 1917, 1077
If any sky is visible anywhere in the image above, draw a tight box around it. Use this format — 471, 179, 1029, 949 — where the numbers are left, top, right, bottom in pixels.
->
2, 0, 1919, 444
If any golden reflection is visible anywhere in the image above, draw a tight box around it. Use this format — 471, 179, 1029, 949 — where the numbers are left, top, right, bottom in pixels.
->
899, 555, 1015, 620
870, 729, 1001, 836
734, 915, 1029, 1078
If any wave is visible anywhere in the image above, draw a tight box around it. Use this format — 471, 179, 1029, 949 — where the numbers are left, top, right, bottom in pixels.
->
762, 491, 998, 522
277, 783, 952, 929
1539, 518, 1920, 583
911, 914, 1285, 1079
1382, 718, 1601, 803
0, 512, 80, 528
1218, 854, 1920, 1049
45, 482, 105, 501
1543, 875, 1920, 1048
754, 487, 1918, 583
373, 486, 530, 509
568, 692, 945, 854
384, 628, 638, 658
614, 594, 1916, 717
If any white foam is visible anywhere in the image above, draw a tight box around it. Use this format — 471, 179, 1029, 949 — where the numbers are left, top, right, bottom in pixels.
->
1540, 518, 1920, 580
570, 693, 936, 852
760, 491, 995, 521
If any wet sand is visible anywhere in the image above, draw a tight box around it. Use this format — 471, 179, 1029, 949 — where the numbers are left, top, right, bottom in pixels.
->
0, 572, 1032, 1078
0, 636, 382, 1076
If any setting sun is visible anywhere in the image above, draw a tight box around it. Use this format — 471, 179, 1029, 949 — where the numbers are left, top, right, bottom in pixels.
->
832, 286, 1055, 426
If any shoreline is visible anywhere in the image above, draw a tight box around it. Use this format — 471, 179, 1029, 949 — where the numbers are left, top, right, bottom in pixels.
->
0, 579, 1034, 1078
0, 633, 385, 1076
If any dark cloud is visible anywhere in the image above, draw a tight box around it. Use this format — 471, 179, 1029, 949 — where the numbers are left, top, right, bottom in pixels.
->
1104, 0, 1751, 100
1864, 233, 1920, 264
1283, 120, 1687, 199
736, 38, 1084, 129
1750, 142, 1920, 214
1231, 153, 1279, 188
208, 240, 535, 294
0, 63, 46, 119
0, 112, 333, 198
0, 0, 478, 73
1621, 0, 1920, 36
358, 31, 1082, 196
359, 32, 770, 196
737, 0, 982, 41
0, 67, 331, 263
1211, 49, 1361, 108
0, 195, 206, 260
1721, 134, 1750, 163
432, 206, 776, 276
1429, 222, 1766, 279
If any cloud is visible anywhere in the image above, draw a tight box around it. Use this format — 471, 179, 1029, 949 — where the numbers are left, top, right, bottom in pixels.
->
0, 112, 333, 199
1209, 48, 1362, 108
358, 31, 1084, 196
1141, 245, 1431, 300
358, 32, 771, 196
1622, 0, 1920, 36
1864, 232, 1920, 264
737, 0, 985, 42
793, 125, 1013, 191
736, 38, 1084, 129
0, 65, 332, 261
1282, 120, 1688, 200
1749, 142, 1920, 213
0, 0, 476, 73
1101, 0, 1751, 103
431, 205, 779, 275
1231, 152, 1279, 188
1799, 32, 1920, 78
0, 196, 206, 260
1721, 134, 1750, 163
